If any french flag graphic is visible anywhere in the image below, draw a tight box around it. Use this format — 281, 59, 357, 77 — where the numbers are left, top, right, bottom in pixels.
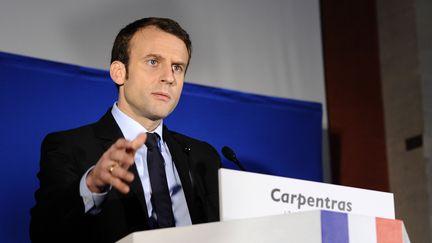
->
321, 211, 410, 243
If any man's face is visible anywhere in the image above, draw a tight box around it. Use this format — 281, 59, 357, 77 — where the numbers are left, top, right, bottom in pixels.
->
114, 26, 189, 124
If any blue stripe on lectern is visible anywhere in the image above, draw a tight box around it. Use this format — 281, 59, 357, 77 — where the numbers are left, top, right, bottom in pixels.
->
321, 210, 349, 243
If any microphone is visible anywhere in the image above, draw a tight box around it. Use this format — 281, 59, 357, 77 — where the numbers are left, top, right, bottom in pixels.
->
221, 146, 246, 171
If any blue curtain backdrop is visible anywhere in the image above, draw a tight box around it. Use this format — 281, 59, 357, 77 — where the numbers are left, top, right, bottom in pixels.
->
0, 51, 322, 242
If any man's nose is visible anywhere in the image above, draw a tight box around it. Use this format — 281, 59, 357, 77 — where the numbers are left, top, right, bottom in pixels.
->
161, 65, 175, 85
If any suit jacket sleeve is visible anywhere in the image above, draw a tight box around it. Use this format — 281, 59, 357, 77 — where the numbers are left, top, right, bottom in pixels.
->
30, 130, 100, 242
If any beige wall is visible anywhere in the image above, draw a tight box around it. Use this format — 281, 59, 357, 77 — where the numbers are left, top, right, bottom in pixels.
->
415, 0, 432, 239
377, 0, 432, 242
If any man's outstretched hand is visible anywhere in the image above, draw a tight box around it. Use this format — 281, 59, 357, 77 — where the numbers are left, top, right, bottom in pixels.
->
86, 133, 147, 194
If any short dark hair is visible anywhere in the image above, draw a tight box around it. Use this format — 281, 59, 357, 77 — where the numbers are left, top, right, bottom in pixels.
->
111, 17, 192, 76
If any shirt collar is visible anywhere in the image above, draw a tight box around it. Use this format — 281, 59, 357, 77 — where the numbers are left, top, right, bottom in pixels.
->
111, 102, 164, 143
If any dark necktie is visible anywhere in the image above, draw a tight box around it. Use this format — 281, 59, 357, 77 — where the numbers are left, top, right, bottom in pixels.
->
145, 132, 175, 228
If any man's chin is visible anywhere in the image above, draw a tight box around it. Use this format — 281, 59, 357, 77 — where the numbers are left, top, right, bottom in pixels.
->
147, 112, 170, 121
144, 105, 177, 121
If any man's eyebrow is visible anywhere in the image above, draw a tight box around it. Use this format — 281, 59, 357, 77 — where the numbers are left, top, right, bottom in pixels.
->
144, 53, 164, 60
172, 61, 187, 67
143, 53, 187, 67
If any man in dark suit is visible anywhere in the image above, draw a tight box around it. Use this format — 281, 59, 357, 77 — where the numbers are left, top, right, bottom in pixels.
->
30, 17, 221, 243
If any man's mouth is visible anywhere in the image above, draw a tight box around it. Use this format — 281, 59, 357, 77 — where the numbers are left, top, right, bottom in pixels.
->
151, 92, 171, 101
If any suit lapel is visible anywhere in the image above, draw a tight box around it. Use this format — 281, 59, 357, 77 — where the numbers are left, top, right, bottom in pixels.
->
94, 109, 150, 221
94, 109, 123, 150
163, 127, 203, 224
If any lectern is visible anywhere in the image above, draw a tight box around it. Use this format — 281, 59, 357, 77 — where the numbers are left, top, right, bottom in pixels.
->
118, 169, 410, 243
117, 210, 410, 243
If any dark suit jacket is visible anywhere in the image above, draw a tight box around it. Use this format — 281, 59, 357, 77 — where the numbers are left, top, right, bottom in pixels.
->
30, 110, 221, 243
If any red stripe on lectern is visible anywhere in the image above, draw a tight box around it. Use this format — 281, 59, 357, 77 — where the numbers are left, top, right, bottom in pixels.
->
376, 217, 403, 243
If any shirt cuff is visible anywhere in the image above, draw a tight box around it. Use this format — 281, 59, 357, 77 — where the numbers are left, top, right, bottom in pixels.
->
79, 166, 110, 214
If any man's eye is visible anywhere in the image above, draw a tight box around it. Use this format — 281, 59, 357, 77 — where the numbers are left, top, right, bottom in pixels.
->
172, 65, 183, 72
147, 59, 158, 65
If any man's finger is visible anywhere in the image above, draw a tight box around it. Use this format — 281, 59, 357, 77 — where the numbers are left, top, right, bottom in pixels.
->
110, 165, 134, 183
130, 133, 147, 150
110, 176, 130, 194
111, 138, 129, 150
109, 149, 135, 166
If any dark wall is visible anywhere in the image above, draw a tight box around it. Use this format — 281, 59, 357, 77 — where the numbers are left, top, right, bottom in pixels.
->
321, 0, 390, 191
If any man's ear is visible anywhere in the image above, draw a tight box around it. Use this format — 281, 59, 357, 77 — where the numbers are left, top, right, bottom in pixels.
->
110, 61, 126, 86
